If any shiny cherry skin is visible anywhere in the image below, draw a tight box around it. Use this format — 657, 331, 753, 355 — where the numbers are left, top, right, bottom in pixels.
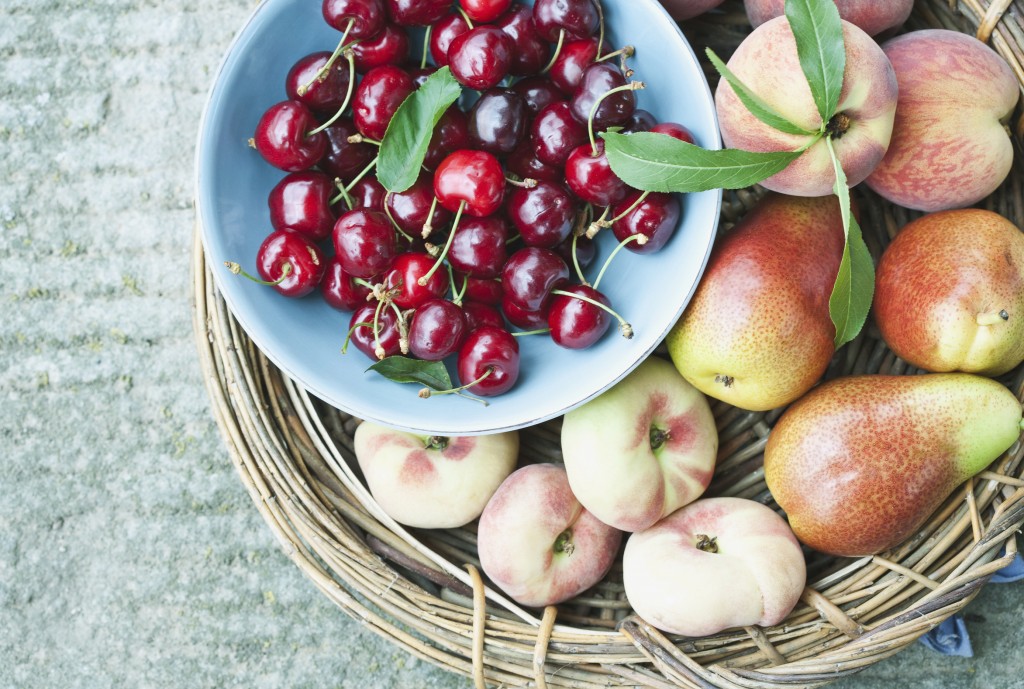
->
468, 88, 527, 156
319, 117, 377, 182
505, 140, 563, 185
462, 301, 504, 331
494, 4, 550, 75
429, 13, 470, 67
547, 283, 611, 349
625, 109, 658, 133
344, 23, 410, 72
571, 62, 635, 129
433, 150, 506, 217
332, 209, 397, 278
348, 176, 387, 211
457, 326, 520, 396
268, 170, 337, 241
447, 26, 513, 91
353, 65, 415, 140
386, 0, 450, 26
253, 100, 326, 172
460, 274, 503, 305
501, 246, 570, 312
383, 252, 449, 308
385, 171, 452, 235
408, 299, 468, 361
564, 140, 628, 207
448, 215, 509, 278
348, 302, 402, 360
322, 0, 387, 39
548, 37, 601, 94
423, 106, 471, 170
255, 229, 326, 298
462, 0, 513, 22
553, 233, 596, 270
510, 76, 563, 117
321, 255, 372, 310
532, 0, 599, 42
408, 65, 438, 88
501, 295, 549, 329
285, 51, 351, 115
507, 181, 577, 249
611, 190, 681, 254
532, 101, 587, 166
650, 121, 696, 144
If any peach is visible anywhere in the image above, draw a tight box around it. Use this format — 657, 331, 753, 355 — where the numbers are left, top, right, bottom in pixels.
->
715, 16, 898, 197
477, 464, 622, 607
623, 497, 806, 637
864, 30, 1019, 212
744, 0, 912, 37
353, 421, 518, 529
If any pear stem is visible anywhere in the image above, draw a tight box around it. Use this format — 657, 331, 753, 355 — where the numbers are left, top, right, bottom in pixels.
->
976, 309, 1010, 326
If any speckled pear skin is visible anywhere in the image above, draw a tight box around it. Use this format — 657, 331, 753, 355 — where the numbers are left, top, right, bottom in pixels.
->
764, 374, 1023, 557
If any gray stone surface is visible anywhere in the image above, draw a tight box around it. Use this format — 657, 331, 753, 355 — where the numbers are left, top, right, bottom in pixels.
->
1, 2, 1021, 688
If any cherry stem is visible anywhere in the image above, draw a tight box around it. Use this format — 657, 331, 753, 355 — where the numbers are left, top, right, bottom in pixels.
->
588, 81, 645, 155
418, 200, 464, 286
506, 176, 538, 189
224, 261, 292, 286
332, 177, 354, 210
347, 133, 381, 146
551, 288, 633, 339
383, 193, 415, 242
448, 264, 467, 305
592, 234, 647, 290
422, 196, 440, 238
511, 328, 550, 337
597, 45, 634, 63
344, 156, 379, 192
540, 28, 565, 75
341, 320, 374, 355
419, 367, 492, 402
353, 277, 376, 292
372, 298, 387, 359
387, 299, 410, 354
421, 24, 432, 69
596, 0, 606, 59
455, 6, 475, 29
586, 207, 610, 239
570, 231, 587, 285
505, 233, 521, 245
607, 190, 649, 225
306, 52, 357, 136
299, 18, 355, 96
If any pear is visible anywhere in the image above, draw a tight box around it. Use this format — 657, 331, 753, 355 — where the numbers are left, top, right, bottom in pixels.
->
764, 373, 1023, 557
666, 192, 846, 411
874, 209, 1024, 376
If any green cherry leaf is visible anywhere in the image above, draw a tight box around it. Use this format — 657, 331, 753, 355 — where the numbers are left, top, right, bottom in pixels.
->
367, 356, 453, 391
601, 131, 802, 193
706, 48, 817, 136
377, 66, 462, 193
785, 0, 845, 124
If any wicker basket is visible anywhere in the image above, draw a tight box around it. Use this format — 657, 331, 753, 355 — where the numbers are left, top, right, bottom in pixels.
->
191, 1, 1024, 686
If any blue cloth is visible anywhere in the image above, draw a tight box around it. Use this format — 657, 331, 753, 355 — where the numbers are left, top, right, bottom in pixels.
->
918, 552, 1023, 656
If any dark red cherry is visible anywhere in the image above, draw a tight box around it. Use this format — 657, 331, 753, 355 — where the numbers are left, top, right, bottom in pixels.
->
611, 191, 681, 254
532, 101, 587, 166
553, 233, 596, 271
348, 176, 387, 211
424, 106, 471, 170
650, 121, 696, 144
344, 23, 410, 72
409, 299, 468, 360
460, 275, 503, 305
448, 215, 509, 278
447, 26, 514, 91
565, 140, 628, 207
434, 150, 506, 217
255, 229, 326, 298
506, 140, 563, 185
268, 170, 337, 241
409, 65, 439, 87
457, 326, 520, 396
385, 171, 452, 235
462, 0, 513, 22
332, 209, 398, 278
386, 0, 450, 26
548, 37, 600, 94
285, 51, 351, 115
322, 0, 387, 39
319, 117, 377, 182
429, 13, 470, 67
507, 182, 577, 249
353, 65, 416, 140
462, 301, 505, 331
494, 4, 550, 76
502, 246, 570, 312
547, 283, 611, 349
532, 0, 599, 42
468, 88, 527, 156
510, 76, 563, 117
253, 100, 326, 172
626, 109, 658, 133
571, 62, 635, 129
501, 295, 549, 329
348, 302, 402, 360
321, 255, 372, 310
384, 251, 449, 308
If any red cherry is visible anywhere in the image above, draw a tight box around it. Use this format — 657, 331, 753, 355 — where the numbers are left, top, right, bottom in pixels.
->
501, 246, 570, 312
548, 37, 601, 94
348, 302, 402, 360
353, 65, 416, 140
462, 0, 513, 22
650, 121, 696, 144
462, 301, 505, 331
501, 294, 549, 329
467, 88, 527, 156
494, 4, 550, 76
322, 0, 387, 39
254, 229, 326, 298
332, 209, 398, 278
564, 140, 628, 207
448, 215, 509, 278
510, 75, 563, 117
506, 181, 577, 249
252, 100, 326, 172
460, 275, 503, 305
386, 0, 450, 26
319, 117, 377, 182
285, 51, 351, 115
268, 170, 337, 241
457, 326, 520, 396
429, 13, 470, 67
447, 26, 514, 91
553, 233, 596, 271
532, 100, 588, 166
626, 109, 658, 133
506, 140, 564, 185
348, 176, 387, 211
532, 0, 600, 42
384, 252, 450, 309
385, 171, 452, 235
547, 283, 611, 349
423, 106, 471, 170
344, 23, 410, 72
570, 62, 636, 129
434, 150, 506, 217
611, 191, 681, 254
321, 255, 372, 310
408, 298, 468, 360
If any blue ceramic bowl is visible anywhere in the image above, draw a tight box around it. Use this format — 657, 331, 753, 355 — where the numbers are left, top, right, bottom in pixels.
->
195, 0, 721, 436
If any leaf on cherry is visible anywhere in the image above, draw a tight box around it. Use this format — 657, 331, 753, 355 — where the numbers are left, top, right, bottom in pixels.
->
367, 356, 453, 390
377, 67, 462, 194
785, 0, 845, 124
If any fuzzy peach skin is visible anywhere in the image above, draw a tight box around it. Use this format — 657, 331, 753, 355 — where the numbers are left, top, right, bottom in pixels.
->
744, 0, 912, 37
353, 421, 518, 529
561, 357, 718, 533
874, 209, 1024, 376
477, 464, 622, 607
715, 16, 898, 197
864, 30, 1019, 212
623, 497, 806, 637
659, 0, 726, 21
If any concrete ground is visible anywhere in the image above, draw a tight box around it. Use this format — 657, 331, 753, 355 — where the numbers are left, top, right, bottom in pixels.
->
1, 2, 1021, 688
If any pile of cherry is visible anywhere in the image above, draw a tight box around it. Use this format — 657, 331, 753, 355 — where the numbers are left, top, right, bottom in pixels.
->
238, 0, 694, 399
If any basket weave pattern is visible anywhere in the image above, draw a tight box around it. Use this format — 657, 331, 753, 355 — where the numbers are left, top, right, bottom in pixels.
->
192, 2, 1024, 686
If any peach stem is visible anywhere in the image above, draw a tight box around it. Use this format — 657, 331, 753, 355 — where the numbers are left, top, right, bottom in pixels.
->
976, 309, 1009, 326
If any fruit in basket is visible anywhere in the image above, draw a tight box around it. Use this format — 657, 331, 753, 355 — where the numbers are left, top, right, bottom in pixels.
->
477, 463, 622, 607
864, 30, 1019, 212
622, 497, 806, 636
561, 357, 718, 532
353, 421, 519, 529
765, 373, 1024, 557
666, 193, 846, 412
874, 209, 1024, 376
744, 0, 913, 37
714, 17, 898, 197
658, 0, 726, 21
